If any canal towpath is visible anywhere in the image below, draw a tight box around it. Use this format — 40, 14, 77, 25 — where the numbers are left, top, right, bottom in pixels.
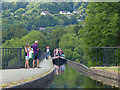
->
0, 58, 53, 86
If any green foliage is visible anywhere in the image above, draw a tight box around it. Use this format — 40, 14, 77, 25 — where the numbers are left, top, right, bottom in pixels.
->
47, 25, 75, 51
78, 2, 120, 66
59, 32, 87, 64
3, 2, 120, 67
81, 2, 119, 47
3, 30, 49, 49
59, 33, 77, 60
2, 2, 88, 44
8, 57, 19, 67
70, 15, 78, 24
14, 8, 26, 14
2, 24, 28, 43
2, 2, 87, 31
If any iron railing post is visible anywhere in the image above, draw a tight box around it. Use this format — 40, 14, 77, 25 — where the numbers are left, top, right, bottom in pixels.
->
8, 48, 9, 67
2, 48, 4, 68
114, 48, 116, 66
0, 48, 2, 69
5, 48, 6, 67
20, 48, 22, 67
117, 48, 118, 66
102, 48, 104, 66
96, 48, 97, 66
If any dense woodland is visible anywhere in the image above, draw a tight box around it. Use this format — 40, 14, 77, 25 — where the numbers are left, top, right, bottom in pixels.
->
2, 2, 88, 43
2, 2, 120, 66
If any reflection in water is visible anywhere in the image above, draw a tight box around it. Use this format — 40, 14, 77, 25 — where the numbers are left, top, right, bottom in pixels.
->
48, 64, 117, 88
54, 64, 65, 75
52, 56, 67, 75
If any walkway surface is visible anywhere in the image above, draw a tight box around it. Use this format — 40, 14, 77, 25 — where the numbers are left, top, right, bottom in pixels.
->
0, 58, 53, 85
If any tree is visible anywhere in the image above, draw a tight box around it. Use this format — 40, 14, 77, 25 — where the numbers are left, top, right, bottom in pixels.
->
78, 2, 120, 66
81, 2, 119, 47
3, 30, 49, 49
70, 15, 78, 24
14, 8, 26, 14
59, 33, 78, 60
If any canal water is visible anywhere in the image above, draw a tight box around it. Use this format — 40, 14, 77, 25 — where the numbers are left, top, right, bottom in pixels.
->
48, 64, 116, 88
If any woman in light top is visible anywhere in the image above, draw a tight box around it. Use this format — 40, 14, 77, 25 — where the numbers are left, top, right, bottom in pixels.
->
25, 44, 31, 69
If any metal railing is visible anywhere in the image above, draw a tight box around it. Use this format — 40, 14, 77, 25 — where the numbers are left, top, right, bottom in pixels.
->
91, 47, 120, 66
0, 48, 45, 69
1, 47, 119, 69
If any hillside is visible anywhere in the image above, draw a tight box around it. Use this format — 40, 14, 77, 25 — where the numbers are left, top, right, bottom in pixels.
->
2, 2, 88, 43
2, 2, 120, 66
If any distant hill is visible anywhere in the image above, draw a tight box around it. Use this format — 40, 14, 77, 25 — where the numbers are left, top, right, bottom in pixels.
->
2, 2, 88, 43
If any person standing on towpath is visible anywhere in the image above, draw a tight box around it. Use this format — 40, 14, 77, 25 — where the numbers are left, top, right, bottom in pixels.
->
31, 41, 41, 68
25, 43, 31, 69
45, 46, 50, 60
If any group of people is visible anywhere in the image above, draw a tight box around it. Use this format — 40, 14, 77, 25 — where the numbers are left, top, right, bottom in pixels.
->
24, 41, 64, 69
25, 41, 40, 69
25, 41, 51, 69
53, 48, 64, 57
